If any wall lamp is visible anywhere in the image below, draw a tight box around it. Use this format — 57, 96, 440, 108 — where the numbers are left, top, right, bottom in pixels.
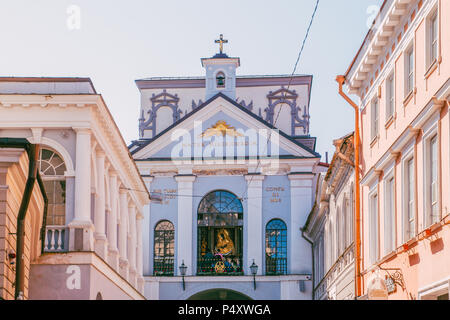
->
179, 260, 187, 291
250, 260, 258, 290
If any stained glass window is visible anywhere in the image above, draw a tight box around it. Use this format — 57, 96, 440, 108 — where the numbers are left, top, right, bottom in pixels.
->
265, 219, 287, 275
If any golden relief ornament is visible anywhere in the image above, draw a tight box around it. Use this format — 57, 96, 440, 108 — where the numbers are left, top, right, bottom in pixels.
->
200, 121, 244, 138
201, 238, 207, 256
214, 261, 226, 273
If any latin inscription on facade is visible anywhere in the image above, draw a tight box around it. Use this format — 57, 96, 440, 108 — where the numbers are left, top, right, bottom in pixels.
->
151, 189, 176, 205
265, 187, 285, 203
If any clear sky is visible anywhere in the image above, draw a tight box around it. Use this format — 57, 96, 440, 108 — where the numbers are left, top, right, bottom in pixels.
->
0, 0, 383, 161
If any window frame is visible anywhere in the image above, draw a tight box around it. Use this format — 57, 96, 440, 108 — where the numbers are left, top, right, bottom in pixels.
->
383, 172, 396, 255
153, 220, 175, 276
215, 71, 226, 89
38, 148, 67, 226
402, 153, 416, 242
404, 44, 415, 97
386, 72, 395, 122
369, 190, 379, 265
265, 219, 288, 275
424, 129, 440, 228
371, 97, 379, 142
426, 7, 439, 69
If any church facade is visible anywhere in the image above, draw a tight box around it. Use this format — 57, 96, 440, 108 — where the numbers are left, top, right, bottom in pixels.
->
130, 38, 327, 300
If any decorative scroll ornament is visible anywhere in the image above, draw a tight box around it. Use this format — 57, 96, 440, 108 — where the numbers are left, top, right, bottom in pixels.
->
265, 86, 310, 135
139, 89, 182, 138
192, 99, 204, 111
200, 120, 244, 138
235, 98, 254, 111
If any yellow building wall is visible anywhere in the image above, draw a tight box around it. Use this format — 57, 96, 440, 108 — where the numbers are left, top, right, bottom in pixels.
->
0, 150, 44, 300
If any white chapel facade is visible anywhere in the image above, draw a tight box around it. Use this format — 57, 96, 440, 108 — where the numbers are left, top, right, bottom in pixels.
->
130, 37, 326, 300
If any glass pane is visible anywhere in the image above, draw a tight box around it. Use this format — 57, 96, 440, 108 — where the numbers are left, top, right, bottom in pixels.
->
153, 221, 175, 276
39, 149, 66, 176
265, 219, 287, 275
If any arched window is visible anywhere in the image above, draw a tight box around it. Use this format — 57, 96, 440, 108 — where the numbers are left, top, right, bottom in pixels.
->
197, 190, 243, 275
38, 148, 67, 226
216, 72, 226, 88
153, 220, 175, 276
265, 219, 287, 275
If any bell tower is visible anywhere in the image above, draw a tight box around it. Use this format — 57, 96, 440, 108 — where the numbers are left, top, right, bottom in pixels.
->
201, 34, 240, 100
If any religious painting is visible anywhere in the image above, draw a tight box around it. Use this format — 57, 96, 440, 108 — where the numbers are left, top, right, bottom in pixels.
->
197, 190, 243, 275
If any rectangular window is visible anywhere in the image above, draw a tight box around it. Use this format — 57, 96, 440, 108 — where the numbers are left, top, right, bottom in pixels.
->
384, 177, 395, 254
405, 158, 415, 241
430, 11, 438, 66
429, 135, 439, 225
406, 48, 414, 96
371, 99, 379, 141
369, 193, 378, 265
43, 180, 66, 225
386, 74, 395, 120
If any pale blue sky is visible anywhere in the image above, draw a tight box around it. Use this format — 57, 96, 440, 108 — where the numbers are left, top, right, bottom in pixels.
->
0, 0, 382, 161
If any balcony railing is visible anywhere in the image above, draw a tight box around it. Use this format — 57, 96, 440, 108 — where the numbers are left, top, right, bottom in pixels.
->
197, 255, 243, 275
265, 257, 287, 275
153, 257, 174, 276
44, 226, 67, 252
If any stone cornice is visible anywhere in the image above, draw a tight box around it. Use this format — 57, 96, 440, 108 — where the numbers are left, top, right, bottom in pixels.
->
0, 93, 149, 207
346, 0, 423, 96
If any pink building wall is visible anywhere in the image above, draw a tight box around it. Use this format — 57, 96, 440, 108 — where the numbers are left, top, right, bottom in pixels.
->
347, 0, 449, 299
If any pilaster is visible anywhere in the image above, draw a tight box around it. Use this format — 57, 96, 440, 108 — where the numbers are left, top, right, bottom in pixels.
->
107, 170, 119, 270
118, 188, 129, 280
128, 203, 137, 287
175, 174, 196, 276
69, 127, 94, 252
245, 174, 265, 275
288, 173, 314, 274
94, 150, 107, 259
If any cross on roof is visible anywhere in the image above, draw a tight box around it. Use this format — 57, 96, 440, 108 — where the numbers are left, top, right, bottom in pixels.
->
215, 34, 228, 54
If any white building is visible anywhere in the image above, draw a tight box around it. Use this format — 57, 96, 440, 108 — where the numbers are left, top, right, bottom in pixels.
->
130, 38, 327, 300
304, 133, 355, 300
0, 77, 149, 299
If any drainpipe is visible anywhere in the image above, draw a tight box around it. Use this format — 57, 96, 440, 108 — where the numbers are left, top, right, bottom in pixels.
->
336, 76, 362, 299
300, 228, 314, 300
0, 138, 46, 300
37, 172, 49, 254
15, 143, 40, 299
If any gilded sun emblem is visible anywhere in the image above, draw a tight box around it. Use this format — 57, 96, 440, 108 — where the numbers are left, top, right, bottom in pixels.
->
215, 261, 226, 273
200, 120, 244, 138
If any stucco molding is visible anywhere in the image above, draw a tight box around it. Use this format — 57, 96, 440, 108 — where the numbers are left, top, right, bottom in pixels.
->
139, 90, 182, 138
26, 135, 76, 177
265, 87, 309, 135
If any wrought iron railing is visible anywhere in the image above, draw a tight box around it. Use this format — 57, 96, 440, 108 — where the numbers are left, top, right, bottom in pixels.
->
197, 255, 243, 275
265, 257, 287, 275
153, 257, 175, 276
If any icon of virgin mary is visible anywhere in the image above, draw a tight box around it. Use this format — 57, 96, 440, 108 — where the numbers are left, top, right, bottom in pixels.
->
215, 228, 235, 256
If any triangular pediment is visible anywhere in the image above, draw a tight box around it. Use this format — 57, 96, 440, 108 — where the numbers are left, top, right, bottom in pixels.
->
132, 93, 319, 161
